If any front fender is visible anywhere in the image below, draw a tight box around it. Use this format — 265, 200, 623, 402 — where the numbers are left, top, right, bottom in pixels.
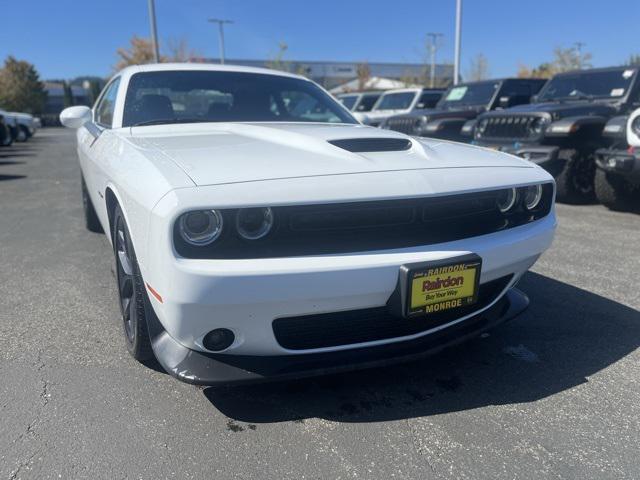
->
545, 115, 608, 138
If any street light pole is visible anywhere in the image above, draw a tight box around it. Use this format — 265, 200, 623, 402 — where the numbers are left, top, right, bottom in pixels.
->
147, 0, 160, 63
426, 33, 443, 88
453, 0, 462, 85
208, 18, 234, 64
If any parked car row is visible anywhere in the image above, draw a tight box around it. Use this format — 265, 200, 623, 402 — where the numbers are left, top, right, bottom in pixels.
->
0, 108, 39, 146
347, 66, 640, 211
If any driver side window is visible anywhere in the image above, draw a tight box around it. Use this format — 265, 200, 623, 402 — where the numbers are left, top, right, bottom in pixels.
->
95, 78, 121, 128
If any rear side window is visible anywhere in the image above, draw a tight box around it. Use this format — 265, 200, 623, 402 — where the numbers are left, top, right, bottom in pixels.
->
356, 94, 380, 112
416, 92, 443, 109
95, 78, 121, 128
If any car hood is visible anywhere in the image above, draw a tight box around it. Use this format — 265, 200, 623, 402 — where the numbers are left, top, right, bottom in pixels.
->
126, 122, 533, 187
495, 101, 619, 118
388, 107, 482, 121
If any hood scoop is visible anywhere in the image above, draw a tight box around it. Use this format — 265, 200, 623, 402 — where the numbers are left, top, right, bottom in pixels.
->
328, 137, 412, 153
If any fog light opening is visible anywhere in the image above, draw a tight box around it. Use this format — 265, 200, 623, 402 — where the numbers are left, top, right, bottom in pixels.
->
202, 328, 235, 351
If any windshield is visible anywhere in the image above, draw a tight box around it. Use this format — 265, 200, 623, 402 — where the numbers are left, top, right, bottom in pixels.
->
438, 81, 499, 108
538, 68, 637, 101
373, 91, 418, 111
122, 71, 357, 127
338, 95, 358, 110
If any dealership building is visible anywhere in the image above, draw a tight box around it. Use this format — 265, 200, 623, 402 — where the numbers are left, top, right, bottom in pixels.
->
203, 58, 455, 89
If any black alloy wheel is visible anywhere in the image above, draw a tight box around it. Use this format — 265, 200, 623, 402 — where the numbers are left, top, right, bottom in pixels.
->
113, 205, 154, 361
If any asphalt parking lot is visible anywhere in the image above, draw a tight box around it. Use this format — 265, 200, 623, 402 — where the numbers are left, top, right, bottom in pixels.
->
1, 128, 639, 479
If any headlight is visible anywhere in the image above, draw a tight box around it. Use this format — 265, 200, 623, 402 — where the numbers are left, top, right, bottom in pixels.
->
178, 210, 223, 246
236, 207, 274, 240
523, 184, 543, 210
632, 116, 640, 136
496, 188, 517, 213
528, 117, 546, 136
475, 119, 488, 138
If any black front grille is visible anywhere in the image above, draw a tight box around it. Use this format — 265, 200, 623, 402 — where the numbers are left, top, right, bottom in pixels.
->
482, 115, 539, 140
174, 185, 554, 259
273, 275, 513, 350
328, 137, 412, 152
385, 117, 422, 135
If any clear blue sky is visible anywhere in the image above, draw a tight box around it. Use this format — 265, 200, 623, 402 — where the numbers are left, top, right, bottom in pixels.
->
1, 0, 638, 80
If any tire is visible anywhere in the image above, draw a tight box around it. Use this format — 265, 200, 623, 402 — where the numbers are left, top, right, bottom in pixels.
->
81, 176, 103, 233
16, 125, 28, 142
0, 127, 11, 146
555, 150, 596, 204
594, 169, 639, 212
113, 205, 154, 361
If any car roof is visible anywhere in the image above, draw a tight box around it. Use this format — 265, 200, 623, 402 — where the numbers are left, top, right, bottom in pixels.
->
118, 62, 309, 81
552, 65, 638, 77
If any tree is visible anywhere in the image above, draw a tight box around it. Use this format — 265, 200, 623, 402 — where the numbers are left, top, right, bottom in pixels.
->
113, 36, 202, 72
356, 62, 371, 90
266, 42, 291, 72
518, 62, 557, 79
553, 45, 592, 71
518, 44, 593, 79
626, 54, 640, 66
467, 53, 490, 81
114, 36, 163, 71
165, 38, 203, 62
0, 56, 47, 114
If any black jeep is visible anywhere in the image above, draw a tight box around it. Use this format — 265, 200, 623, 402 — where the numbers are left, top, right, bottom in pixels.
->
381, 78, 546, 142
593, 112, 640, 211
472, 66, 640, 203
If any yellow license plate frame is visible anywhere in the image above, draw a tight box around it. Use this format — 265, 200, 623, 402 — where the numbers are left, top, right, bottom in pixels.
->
404, 255, 482, 318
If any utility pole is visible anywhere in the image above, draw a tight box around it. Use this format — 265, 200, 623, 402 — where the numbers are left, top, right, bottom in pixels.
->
147, 0, 160, 63
574, 41, 586, 68
453, 0, 462, 85
426, 33, 444, 88
208, 18, 234, 64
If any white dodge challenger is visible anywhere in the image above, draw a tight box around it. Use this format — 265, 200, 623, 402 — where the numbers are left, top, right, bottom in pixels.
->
60, 64, 556, 385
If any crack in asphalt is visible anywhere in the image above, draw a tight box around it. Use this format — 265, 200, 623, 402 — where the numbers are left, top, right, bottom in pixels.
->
9, 350, 51, 479
405, 418, 441, 478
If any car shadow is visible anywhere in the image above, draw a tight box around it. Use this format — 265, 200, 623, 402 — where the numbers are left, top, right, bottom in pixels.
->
204, 271, 640, 423
0, 160, 25, 166
0, 174, 26, 182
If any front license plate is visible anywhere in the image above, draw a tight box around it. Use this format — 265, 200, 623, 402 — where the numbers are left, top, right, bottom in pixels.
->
405, 256, 482, 317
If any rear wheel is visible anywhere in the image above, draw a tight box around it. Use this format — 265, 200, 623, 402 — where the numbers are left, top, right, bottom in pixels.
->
555, 150, 596, 204
594, 169, 639, 212
113, 205, 154, 361
81, 176, 103, 233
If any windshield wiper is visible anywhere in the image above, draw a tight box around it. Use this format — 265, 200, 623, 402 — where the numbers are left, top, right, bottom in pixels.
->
132, 117, 211, 127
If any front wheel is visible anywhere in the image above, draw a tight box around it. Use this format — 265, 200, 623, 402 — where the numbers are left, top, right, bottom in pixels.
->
113, 205, 154, 361
594, 169, 639, 212
16, 125, 28, 142
555, 150, 596, 204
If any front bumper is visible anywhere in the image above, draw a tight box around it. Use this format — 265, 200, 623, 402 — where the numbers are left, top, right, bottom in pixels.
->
595, 148, 640, 185
148, 287, 529, 386
143, 210, 555, 358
